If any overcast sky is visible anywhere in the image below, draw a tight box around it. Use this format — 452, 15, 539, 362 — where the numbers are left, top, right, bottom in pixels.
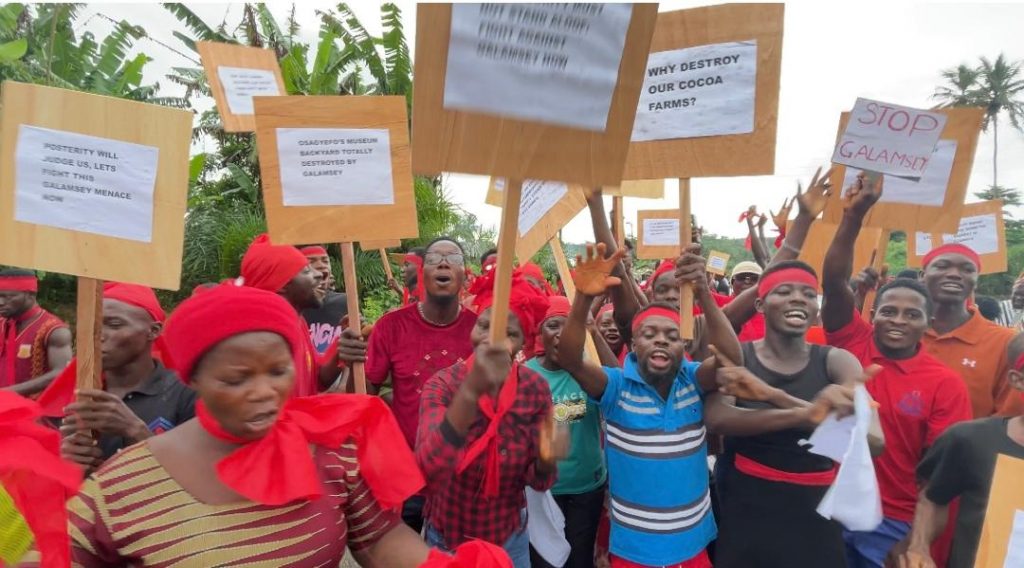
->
80, 1, 1024, 241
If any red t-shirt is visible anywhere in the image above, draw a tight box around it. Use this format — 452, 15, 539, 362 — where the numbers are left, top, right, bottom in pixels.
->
826, 313, 973, 521
692, 291, 733, 315
366, 304, 477, 448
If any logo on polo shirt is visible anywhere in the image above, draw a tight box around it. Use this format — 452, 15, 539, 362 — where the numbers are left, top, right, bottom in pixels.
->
962, 358, 977, 368
147, 417, 175, 435
897, 391, 925, 418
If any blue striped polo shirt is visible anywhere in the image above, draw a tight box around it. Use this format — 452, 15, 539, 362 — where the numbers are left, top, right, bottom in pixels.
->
596, 353, 714, 566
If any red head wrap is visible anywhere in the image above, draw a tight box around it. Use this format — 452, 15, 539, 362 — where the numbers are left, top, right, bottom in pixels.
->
631, 306, 681, 334
163, 284, 424, 508
403, 253, 425, 304
757, 268, 819, 299
646, 259, 676, 291
922, 243, 982, 272
533, 295, 571, 356
0, 273, 37, 292
240, 234, 309, 292
102, 282, 165, 322
299, 245, 328, 257
598, 303, 615, 317
517, 262, 554, 296
470, 268, 550, 357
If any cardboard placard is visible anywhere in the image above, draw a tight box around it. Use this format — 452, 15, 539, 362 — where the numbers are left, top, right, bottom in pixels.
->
974, 454, 1024, 568
636, 209, 681, 260
622, 4, 784, 180
359, 239, 402, 250
793, 220, 885, 292
707, 250, 730, 276
486, 177, 589, 261
197, 41, 286, 133
822, 107, 985, 233
0, 82, 192, 290
832, 98, 946, 179
603, 179, 665, 199
255, 95, 417, 245
906, 200, 1006, 275
411, 3, 658, 186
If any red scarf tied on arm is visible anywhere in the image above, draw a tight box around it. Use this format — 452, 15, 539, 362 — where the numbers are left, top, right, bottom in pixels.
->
0, 391, 82, 568
162, 284, 424, 508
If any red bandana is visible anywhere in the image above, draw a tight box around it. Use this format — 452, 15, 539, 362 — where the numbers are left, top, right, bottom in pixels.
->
240, 234, 309, 292
196, 395, 423, 507
631, 306, 681, 333
922, 243, 982, 272
757, 268, 819, 299
0, 275, 37, 292
516, 262, 554, 296
299, 245, 328, 257
470, 269, 550, 357
645, 259, 676, 292
455, 355, 519, 499
533, 296, 571, 355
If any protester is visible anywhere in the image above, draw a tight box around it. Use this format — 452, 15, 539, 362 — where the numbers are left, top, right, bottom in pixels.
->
0, 269, 72, 396
559, 242, 741, 568
919, 242, 1021, 417
890, 332, 1024, 568
822, 173, 972, 567
42, 283, 195, 474
713, 259, 881, 568
340, 237, 477, 533
729, 261, 765, 340
596, 303, 625, 361
416, 268, 562, 568
240, 234, 338, 395
394, 247, 426, 304
299, 244, 349, 357
528, 295, 608, 568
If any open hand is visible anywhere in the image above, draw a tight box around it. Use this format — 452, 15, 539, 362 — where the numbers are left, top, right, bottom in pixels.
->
573, 243, 624, 296
796, 166, 836, 218
756, 213, 769, 228
770, 196, 795, 230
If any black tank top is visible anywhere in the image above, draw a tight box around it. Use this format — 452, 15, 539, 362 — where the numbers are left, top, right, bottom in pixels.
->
724, 342, 836, 473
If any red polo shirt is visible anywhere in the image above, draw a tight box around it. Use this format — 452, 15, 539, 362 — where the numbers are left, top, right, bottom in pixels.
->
826, 313, 973, 521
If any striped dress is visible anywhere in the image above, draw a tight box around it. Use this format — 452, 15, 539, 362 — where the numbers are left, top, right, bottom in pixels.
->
67, 441, 399, 567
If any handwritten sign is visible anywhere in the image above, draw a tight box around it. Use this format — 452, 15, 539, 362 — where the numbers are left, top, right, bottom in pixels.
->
907, 200, 1006, 275
444, 3, 632, 131
707, 251, 730, 276
276, 128, 393, 206
832, 98, 947, 179
14, 125, 157, 242
633, 41, 757, 141
841, 140, 957, 207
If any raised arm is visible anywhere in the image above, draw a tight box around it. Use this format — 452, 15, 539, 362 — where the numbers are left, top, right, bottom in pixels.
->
677, 244, 742, 392
586, 190, 642, 339
744, 207, 770, 268
822, 172, 883, 332
561, 243, 625, 400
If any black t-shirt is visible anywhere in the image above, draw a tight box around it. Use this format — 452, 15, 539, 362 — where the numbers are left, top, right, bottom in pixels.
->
917, 417, 1024, 568
303, 291, 348, 356
99, 362, 196, 459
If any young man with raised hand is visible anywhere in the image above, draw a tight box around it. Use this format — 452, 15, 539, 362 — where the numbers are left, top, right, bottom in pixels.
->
822, 173, 972, 567
559, 242, 741, 568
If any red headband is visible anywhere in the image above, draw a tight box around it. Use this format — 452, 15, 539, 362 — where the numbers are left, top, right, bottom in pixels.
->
922, 243, 981, 272
631, 307, 681, 333
0, 275, 37, 292
299, 245, 328, 257
758, 268, 819, 299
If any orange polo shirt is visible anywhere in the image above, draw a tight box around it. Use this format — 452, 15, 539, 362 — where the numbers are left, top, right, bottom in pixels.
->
923, 308, 1022, 418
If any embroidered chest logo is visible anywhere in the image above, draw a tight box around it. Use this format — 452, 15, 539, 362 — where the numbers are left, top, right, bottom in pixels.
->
147, 417, 175, 435
413, 349, 464, 391
962, 358, 977, 368
16, 344, 31, 359
897, 391, 925, 418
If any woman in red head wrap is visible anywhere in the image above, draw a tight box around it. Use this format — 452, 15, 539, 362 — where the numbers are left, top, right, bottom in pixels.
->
417, 269, 565, 565
63, 284, 506, 567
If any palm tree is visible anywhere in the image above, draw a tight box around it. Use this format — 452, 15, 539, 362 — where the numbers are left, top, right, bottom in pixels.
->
933, 64, 981, 108
974, 54, 1024, 186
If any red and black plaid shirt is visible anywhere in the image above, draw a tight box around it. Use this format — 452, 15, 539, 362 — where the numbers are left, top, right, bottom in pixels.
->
416, 359, 556, 546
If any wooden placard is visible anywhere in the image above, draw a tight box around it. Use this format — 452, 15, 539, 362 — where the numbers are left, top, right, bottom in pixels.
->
255, 95, 417, 245
197, 41, 286, 133
905, 200, 1006, 275
822, 107, 985, 233
793, 220, 884, 292
636, 209, 681, 260
974, 454, 1024, 567
359, 239, 402, 250
707, 250, 731, 276
411, 4, 658, 186
603, 179, 665, 199
0, 82, 192, 290
622, 4, 784, 180
486, 178, 590, 261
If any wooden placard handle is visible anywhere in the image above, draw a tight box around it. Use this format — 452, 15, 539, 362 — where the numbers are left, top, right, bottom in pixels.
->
612, 195, 624, 246
75, 277, 103, 391
678, 178, 694, 340
489, 179, 523, 346
340, 243, 366, 394
549, 238, 600, 363
379, 248, 395, 281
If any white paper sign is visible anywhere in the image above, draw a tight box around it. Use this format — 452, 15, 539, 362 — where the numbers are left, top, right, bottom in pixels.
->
518, 180, 568, 235
915, 213, 999, 256
275, 128, 393, 206
842, 140, 958, 207
642, 218, 679, 246
14, 125, 158, 242
216, 66, 281, 115
632, 41, 757, 142
1003, 510, 1024, 568
833, 98, 947, 179
443, 3, 632, 131
707, 253, 729, 274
